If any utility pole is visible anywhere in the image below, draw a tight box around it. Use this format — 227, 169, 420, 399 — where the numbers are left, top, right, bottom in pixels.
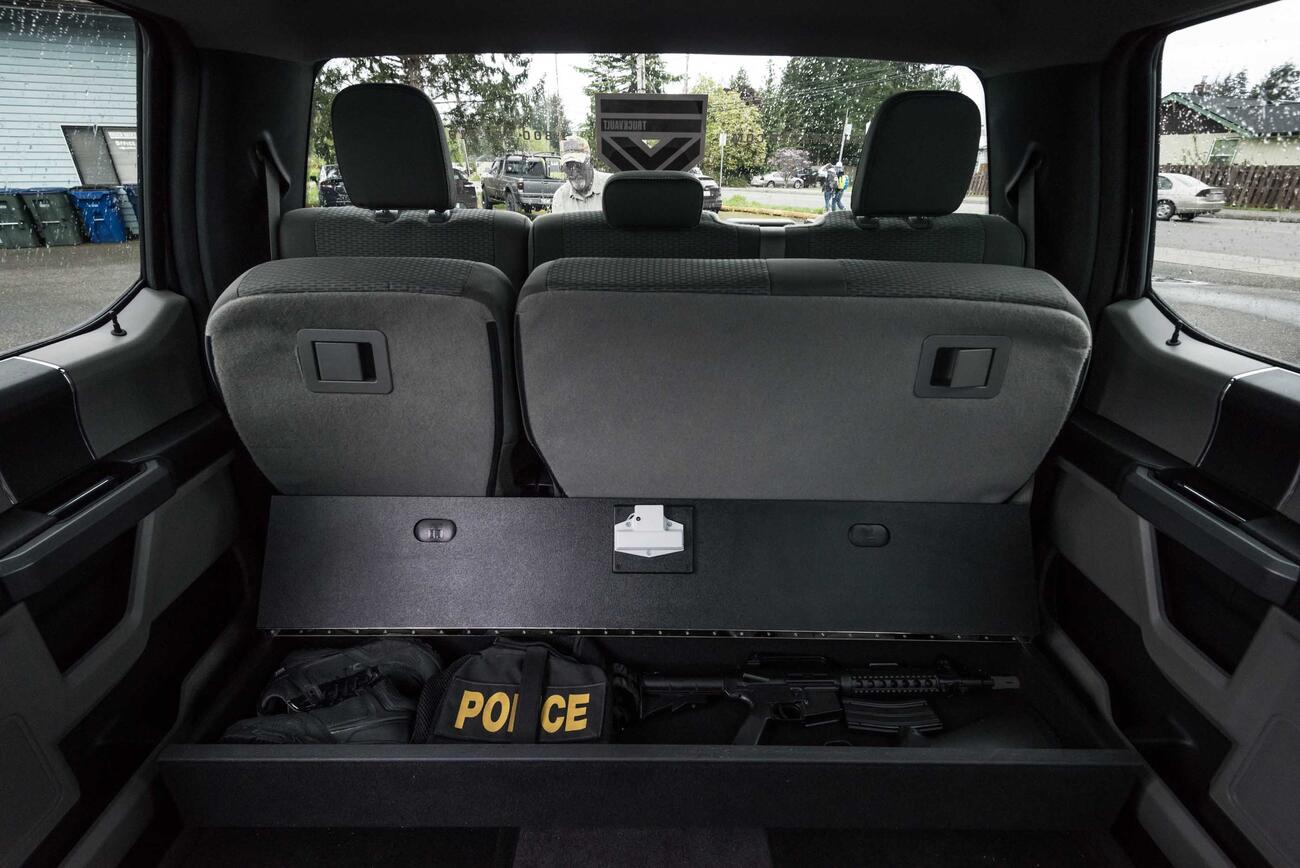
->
636, 54, 646, 92
719, 130, 728, 186
836, 109, 851, 164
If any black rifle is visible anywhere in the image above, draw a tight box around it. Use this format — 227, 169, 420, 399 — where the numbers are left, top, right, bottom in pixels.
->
639, 657, 1020, 744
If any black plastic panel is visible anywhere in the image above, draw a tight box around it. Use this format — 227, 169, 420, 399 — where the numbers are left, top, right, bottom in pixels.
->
1200, 369, 1300, 511
161, 742, 1137, 831
0, 358, 93, 501
258, 497, 1037, 637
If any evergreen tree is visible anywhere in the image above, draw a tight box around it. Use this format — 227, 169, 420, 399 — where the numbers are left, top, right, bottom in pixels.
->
577, 53, 681, 145
1192, 69, 1250, 98
769, 58, 959, 165
729, 67, 760, 107
1250, 63, 1300, 102
341, 53, 532, 156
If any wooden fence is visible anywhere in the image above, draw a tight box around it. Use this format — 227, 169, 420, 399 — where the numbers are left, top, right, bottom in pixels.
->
1160, 164, 1300, 210
966, 164, 1300, 210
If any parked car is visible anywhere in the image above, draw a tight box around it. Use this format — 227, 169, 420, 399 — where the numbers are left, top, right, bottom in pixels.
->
1155, 172, 1226, 221
316, 163, 348, 207
749, 171, 804, 189
313, 163, 478, 210
690, 166, 723, 212
480, 153, 564, 213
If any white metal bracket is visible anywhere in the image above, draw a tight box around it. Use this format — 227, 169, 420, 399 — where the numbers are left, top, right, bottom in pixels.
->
613, 505, 684, 559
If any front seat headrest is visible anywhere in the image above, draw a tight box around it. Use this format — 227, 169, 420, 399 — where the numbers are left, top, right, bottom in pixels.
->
602, 171, 703, 228
852, 91, 980, 218
331, 83, 454, 211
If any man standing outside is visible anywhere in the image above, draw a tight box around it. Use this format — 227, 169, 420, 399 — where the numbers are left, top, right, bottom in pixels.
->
832, 162, 848, 212
821, 164, 837, 213
551, 136, 611, 214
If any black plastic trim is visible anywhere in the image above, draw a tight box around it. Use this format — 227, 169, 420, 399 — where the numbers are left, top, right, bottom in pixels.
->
1119, 467, 1298, 605
0, 461, 174, 604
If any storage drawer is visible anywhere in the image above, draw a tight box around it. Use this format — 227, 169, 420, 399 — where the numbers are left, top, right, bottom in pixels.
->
157, 636, 1140, 831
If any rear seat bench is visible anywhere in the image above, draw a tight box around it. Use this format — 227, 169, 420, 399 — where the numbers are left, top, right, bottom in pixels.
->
516, 256, 1090, 501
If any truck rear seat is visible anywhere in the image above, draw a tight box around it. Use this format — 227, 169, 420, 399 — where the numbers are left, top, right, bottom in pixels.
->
784, 91, 1025, 266
277, 83, 531, 289
515, 256, 1089, 501
529, 171, 761, 267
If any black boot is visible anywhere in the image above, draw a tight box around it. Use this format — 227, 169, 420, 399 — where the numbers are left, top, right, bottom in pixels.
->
257, 638, 441, 714
222, 679, 420, 744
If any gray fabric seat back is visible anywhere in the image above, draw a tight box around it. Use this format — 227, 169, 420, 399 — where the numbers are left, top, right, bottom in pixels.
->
207, 257, 519, 496
279, 83, 530, 288
517, 257, 1090, 502
530, 171, 761, 267
785, 91, 1024, 265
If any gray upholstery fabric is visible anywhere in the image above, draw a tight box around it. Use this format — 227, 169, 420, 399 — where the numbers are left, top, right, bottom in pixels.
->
852, 90, 981, 217
602, 171, 703, 228
529, 211, 761, 268
208, 257, 519, 496
332, 83, 454, 210
784, 211, 1025, 266
279, 207, 531, 289
517, 257, 1089, 502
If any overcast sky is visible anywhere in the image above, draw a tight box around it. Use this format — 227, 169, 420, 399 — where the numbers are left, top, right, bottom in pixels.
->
527, 0, 1297, 133
1162, 0, 1300, 94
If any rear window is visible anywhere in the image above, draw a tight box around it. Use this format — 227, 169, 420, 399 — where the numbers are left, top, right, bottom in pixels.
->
306, 54, 985, 220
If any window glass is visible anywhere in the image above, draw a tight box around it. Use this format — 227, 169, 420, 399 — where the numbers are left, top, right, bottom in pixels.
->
306, 53, 984, 219
1154, 0, 1300, 367
0, 0, 140, 355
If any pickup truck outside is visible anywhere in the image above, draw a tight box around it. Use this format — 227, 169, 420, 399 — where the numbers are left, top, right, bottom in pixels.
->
480, 153, 564, 213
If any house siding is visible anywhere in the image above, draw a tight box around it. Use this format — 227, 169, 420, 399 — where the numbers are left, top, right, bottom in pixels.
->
0, 1, 136, 188
1160, 132, 1300, 167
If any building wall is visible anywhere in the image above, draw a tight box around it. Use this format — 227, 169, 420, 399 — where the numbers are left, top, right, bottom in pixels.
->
0, 2, 136, 188
1160, 133, 1300, 167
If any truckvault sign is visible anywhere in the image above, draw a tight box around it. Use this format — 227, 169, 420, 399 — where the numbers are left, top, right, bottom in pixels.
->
594, 93, 708, 172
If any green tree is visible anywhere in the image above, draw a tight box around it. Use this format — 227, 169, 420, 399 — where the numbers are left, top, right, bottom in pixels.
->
577, 53, 679, 94
768, 58, 960, 165
696, 76, 766, 185
729, 67, 760, 107
339, 53, 532, 157
577, 53, 681, 145
524, 82, 571, 151
1250, 62, 1300, 102
1193, 69, 1250, 98
309, 64, 347, 164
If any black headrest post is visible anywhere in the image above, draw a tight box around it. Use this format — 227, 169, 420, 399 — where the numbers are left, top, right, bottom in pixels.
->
602, 171, 704, 229
331, 83, 455, 212
851, 91, 981, 219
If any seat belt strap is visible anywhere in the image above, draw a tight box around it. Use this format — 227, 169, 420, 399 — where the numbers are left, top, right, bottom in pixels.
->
1007, 146, 1041, 269
254, 133, 290, 260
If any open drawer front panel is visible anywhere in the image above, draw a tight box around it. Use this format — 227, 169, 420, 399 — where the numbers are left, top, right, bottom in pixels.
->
159, 639, 1140, 830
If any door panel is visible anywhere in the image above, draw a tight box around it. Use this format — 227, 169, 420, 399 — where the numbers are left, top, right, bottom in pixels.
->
1050, 297, 1300, 868
0, 286, 240, 868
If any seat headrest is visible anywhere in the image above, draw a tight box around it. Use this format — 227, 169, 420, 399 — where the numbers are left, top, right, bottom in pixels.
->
331, 83, 454, 211
852, 91, 980, 218
602, 171, 703, 228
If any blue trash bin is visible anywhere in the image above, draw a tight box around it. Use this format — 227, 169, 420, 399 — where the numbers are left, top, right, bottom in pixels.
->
68, 188, 128, 243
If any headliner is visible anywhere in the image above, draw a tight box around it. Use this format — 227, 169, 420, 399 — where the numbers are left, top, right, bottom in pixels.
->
116, 0, 1262, 75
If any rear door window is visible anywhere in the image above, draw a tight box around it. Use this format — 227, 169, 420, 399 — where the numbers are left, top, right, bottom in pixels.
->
1152, 0, 1300, 368
0, 0, 141, 355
